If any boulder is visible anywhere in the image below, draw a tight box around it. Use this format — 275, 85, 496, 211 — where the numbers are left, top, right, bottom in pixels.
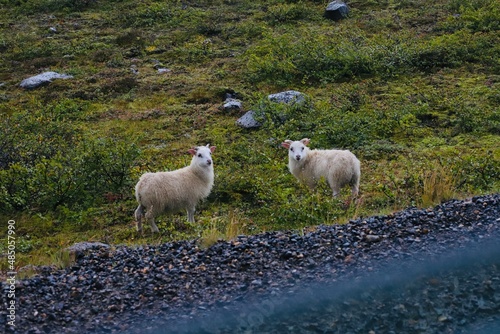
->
324, 1, 350, 21
20, 71, 73, 89
268, 90, 305, 105
236, 110, 261, 129
236, 90, 307, 128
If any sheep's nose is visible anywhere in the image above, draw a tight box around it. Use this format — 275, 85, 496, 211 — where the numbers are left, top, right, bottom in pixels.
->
207, 160, 212, 165
295, 155, 301, 161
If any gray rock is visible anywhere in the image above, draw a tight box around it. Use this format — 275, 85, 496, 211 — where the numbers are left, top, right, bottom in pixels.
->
268, 90, 305, 105
324, 1, 350, 21
223, 98, 242, 112
236, 90, 306, 128
20, 71, 73, 89
151, 59, 163, 68
365, 234, 381, 242
65, 242, 110, 258
236, 110, 261, 128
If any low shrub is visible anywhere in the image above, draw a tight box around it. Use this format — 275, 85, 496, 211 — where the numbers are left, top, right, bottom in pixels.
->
9, 0, 98, 15
252, 93, 419, 150
246, 31, 375, 86
446, 0, 500, 32
264, 2, 320, 26
0, 105, 140, 212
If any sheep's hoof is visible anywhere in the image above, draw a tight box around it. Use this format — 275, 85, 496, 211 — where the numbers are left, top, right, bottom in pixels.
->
135, 223, 144, 236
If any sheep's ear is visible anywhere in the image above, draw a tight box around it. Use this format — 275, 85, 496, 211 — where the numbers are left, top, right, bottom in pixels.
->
301, 138, 310, 146
209, 146, 216, 153
281, 140, 292, 149
188, 148, 197, 156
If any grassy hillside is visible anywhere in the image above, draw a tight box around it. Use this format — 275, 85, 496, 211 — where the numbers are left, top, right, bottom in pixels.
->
0, 0, 499, 269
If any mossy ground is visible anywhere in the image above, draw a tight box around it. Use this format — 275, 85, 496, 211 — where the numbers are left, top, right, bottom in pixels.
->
0, 0, 499, 271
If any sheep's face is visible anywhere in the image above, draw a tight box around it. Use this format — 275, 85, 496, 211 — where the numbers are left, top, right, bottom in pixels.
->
283, 140, 309, 163
189, 145, 216, 168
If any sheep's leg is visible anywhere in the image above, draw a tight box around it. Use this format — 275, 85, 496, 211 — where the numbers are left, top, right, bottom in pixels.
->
328, 178, 341, 197
351, 184, 359, 197
134, 205, 144, 234
145, 207, 160, 233
187, 207, 195, 223
150, 220, 159, 233
351, 174, 360, 198
303, 178, 317, 192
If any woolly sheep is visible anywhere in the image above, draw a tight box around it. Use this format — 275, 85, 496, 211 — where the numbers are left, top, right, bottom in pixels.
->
281, 138, 360, 197
134, 144, 216, 234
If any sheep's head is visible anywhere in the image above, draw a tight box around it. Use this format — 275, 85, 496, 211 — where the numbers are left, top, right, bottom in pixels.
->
281, 138, 310, 162
188, 144, 216, 168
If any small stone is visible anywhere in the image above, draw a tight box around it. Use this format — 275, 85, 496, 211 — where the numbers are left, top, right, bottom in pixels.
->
438, 315, 449, 322
223, 98, 242, 112
251, 279, 262, 286
365, 235, 381, 242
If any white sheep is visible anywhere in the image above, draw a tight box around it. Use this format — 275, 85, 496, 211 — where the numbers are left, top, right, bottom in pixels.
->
134, 144, 216, 234
281, 138, 360, 197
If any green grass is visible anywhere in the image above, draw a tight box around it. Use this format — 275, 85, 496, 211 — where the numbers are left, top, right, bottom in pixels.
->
0, 0, 499, 271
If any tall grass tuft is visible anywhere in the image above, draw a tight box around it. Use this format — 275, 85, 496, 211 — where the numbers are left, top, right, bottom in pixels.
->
421, 166, 456, 207
199, 210, 249, 249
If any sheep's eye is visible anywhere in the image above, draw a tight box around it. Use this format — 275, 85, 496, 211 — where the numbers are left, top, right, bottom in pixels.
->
301, 147, 304, 151
198, 154, 202, 158
290, 148, 294, 152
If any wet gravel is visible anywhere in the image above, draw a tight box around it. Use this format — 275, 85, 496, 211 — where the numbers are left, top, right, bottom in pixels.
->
2, 193, 500, 334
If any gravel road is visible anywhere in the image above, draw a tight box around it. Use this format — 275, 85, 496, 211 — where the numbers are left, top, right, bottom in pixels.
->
2, 193, 499, 334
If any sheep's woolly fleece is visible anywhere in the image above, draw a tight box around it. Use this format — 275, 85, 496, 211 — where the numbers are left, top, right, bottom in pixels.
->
282, 138, 360, 197
134, 145, 215, 233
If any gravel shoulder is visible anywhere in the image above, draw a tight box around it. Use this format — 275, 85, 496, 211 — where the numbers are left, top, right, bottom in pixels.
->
2, 193, 499, 334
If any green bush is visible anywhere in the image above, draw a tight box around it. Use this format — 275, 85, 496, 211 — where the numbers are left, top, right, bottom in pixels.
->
447, 0, 500, 32
0, 105, 140, 212
8, 0, 99, 15
0, 105, 79, 169
126, 2, 173, 27
245, 23, 499, 87
252, 92, 421, 150
246, 31, 375, 86
264, 2, 319, 25
452, 152, 500, 191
